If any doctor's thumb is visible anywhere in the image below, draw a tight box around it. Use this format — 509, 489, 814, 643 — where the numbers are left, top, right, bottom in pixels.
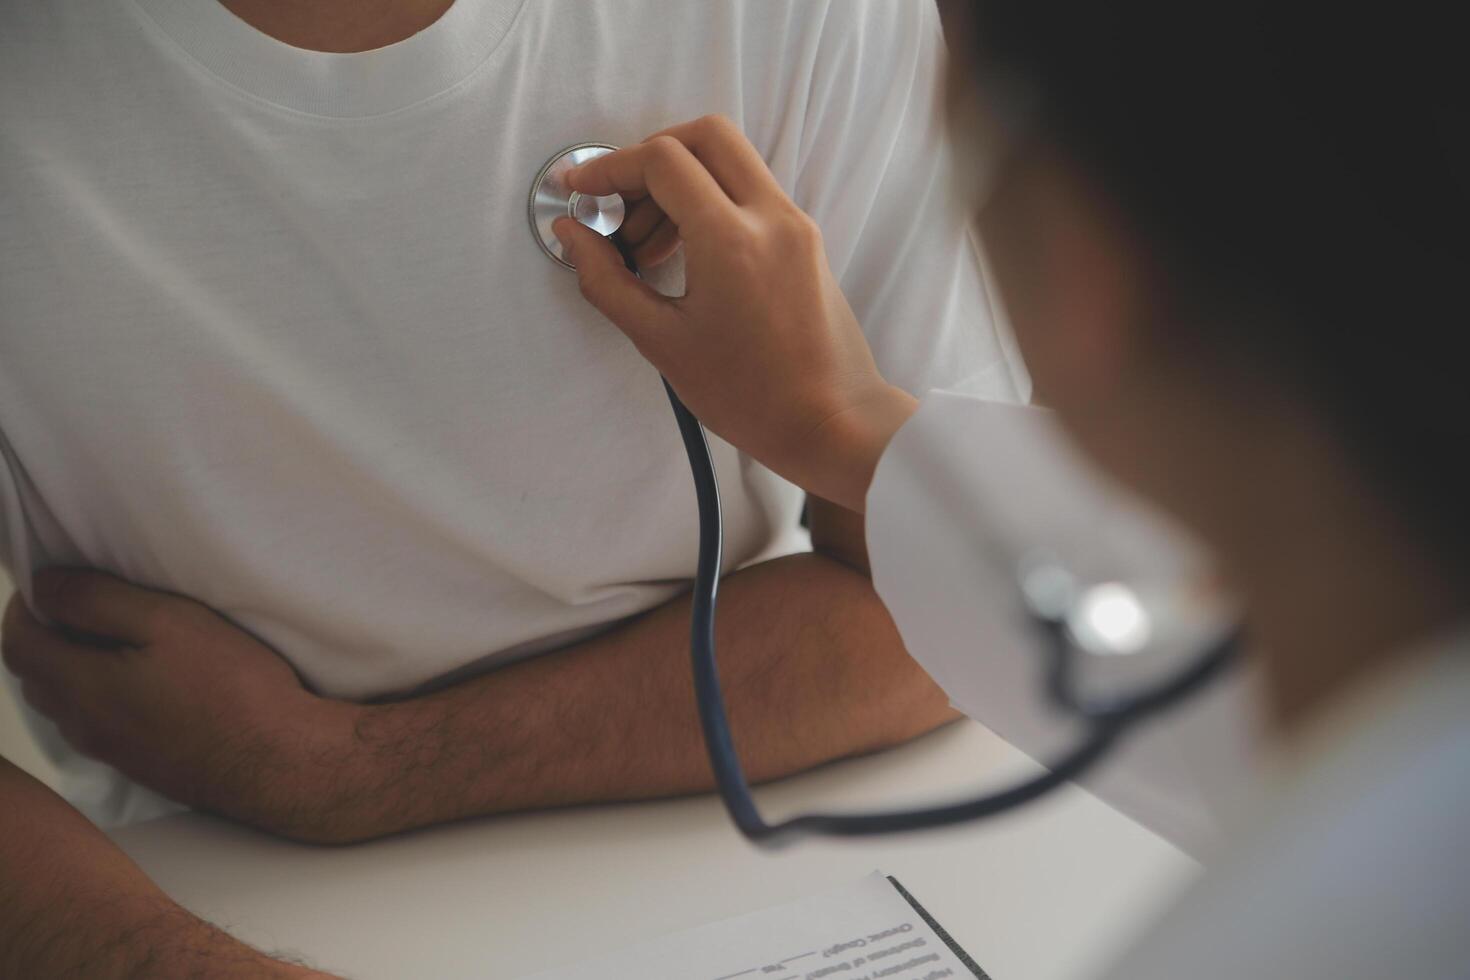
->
553, 217, 673, 352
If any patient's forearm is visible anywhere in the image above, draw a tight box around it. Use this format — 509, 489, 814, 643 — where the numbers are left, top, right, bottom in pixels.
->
0, 757, 331, 979
327, 550, 954, 841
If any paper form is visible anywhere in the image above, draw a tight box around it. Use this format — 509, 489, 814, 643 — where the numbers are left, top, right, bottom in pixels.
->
520, 871, 986, 980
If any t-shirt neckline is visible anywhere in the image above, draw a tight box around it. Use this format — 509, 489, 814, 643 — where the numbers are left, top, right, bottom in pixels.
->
130, 0, 526, 119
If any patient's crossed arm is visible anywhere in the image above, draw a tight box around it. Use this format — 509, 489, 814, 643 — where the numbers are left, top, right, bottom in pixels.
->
1, 498, 955, 844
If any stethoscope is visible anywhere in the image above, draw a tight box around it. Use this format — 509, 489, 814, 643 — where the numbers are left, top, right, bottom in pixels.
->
530, 143, 1242, 847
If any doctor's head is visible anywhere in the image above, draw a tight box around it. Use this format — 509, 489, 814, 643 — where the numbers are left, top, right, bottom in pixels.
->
946, 2, 1466, 723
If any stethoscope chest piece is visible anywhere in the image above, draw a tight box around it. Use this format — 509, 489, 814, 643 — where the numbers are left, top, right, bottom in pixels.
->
528, 142, 625, 270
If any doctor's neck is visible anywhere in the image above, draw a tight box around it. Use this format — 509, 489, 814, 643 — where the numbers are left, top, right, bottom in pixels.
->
217, 0, 455, 53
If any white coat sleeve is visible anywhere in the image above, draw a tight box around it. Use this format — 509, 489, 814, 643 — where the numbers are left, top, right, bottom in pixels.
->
865, 390, 1261, 860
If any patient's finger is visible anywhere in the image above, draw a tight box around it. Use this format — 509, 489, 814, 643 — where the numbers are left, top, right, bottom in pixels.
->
648, 115, 784, 206
565, 136, 736, 233
1, 596, 115, 697
1, 593, 52, 680
32, 568, 167, 647
18, 678, 64, 720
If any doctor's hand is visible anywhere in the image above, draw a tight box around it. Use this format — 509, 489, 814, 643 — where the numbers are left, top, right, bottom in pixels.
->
1, 569, 362, 841
556, 115, 917, 513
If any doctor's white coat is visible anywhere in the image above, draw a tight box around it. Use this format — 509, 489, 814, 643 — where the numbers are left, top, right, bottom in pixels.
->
866, 390, 1470, 980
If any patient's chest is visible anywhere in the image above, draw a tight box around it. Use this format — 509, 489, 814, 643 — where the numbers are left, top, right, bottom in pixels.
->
0, 3, 809, 698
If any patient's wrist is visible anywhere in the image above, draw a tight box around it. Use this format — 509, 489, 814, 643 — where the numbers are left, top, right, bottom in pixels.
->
204, 697, 386, 845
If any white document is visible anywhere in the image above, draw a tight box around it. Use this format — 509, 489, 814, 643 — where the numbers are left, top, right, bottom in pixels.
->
521, 872, 984, 980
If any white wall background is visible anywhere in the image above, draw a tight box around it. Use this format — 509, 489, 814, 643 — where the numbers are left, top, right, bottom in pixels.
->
0, 569, 60, 787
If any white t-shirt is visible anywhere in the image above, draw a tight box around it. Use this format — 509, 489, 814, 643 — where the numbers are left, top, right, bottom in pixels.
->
867, 391, 1470, 979
0, 0, 1029, 824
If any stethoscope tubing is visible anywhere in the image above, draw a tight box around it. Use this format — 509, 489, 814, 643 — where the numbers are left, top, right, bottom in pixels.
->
666, 351, 1239, 843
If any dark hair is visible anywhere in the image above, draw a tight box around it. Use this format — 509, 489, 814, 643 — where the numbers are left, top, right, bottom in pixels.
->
966, 2, 1468, 577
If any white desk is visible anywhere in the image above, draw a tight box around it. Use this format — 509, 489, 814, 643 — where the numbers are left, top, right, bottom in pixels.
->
112, 722, 1195, 980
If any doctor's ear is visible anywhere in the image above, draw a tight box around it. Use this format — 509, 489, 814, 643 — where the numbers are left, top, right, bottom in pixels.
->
975, 142, 1160, 414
